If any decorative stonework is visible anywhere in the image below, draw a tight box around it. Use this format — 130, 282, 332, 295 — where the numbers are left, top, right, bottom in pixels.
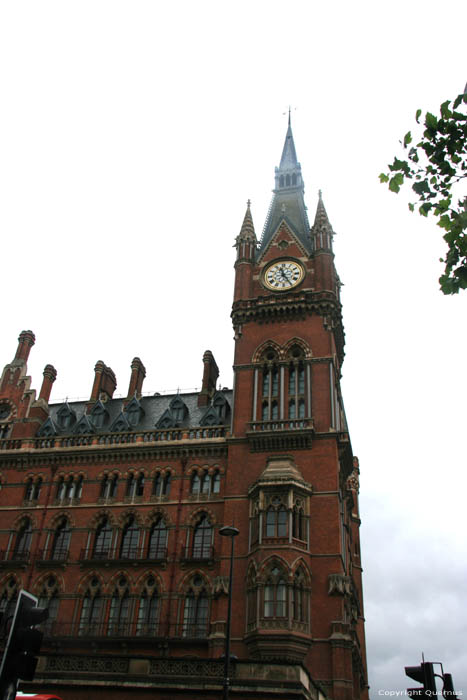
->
45, 655, 129, 673
149, 658, 227, 678
328, 574, 353, 596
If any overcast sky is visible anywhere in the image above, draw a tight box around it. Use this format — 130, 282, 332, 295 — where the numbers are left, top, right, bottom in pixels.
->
1, 0, 466, 694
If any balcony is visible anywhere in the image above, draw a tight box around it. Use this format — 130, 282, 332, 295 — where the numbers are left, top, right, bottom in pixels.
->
0, 426, 229, 452
0, 549, 30, 567
43, 620, 210, 641
35, 548, 69, 567
246, 418, 314, 452
79, 547, 168, 566
180, 545, 215, 566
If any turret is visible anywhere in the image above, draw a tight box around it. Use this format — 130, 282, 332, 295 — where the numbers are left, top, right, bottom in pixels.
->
310, 191, 338, 294
233, 200, 257, 302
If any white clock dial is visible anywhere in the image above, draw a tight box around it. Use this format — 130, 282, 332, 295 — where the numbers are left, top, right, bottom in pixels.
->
263, 260, 304, 290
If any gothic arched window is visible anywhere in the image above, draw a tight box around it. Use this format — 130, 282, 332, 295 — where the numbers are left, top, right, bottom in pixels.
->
13, 518, 32, 560
152, 472, 171, 497
79, 580, 103, 635
137, 578, 159, 635
126, 472, 145, 499
51, 518, 71, 560
192, 515, 213, 559
292, 568, 308, 623
265, 498, 287, 538
100, 473, 118, 500
182, 576, 209, 638
108, 578, 131, 636
264, 566, 287, 618
120, 516, 140, 559
147, 518, 167, 559
93, 517, 113, 558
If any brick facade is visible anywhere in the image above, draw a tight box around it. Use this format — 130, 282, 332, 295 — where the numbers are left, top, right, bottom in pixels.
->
0, 123, 368, 700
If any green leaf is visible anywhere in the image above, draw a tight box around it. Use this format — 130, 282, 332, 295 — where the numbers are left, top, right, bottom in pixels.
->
425, 112, 438, 130
416, 109, 422, 123
403, 131, 412, 147
389, 173, 404, 192
440, 100, 452, 120
408, 203, 415, 212
379, 173, 389, 183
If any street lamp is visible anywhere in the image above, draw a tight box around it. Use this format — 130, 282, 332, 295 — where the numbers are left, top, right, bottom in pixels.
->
219, 525, 239, 700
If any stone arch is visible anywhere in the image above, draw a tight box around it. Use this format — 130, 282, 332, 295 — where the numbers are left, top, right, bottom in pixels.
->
46, 511, 75, 529
88, 509, 117, 529
144, 508, 170, 528
106, 570, 134, 594
257, 554, 290, 583
32, 572, 64, 596
252, 340, 282, 364
283, 337, 312, 360
187, 507, 217, 527
117, 508, 143, 528
11, 512, 37, 530
134, 570, 164, 594
178, 570, 212, 595
76, 572, 106, 596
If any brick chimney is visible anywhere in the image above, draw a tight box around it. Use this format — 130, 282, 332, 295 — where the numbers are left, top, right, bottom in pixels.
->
89, 361, 117, 403
39, 364, 57, 403
198, 350, 219, 407
127, 357, 146, 399
14, 330, 35, 363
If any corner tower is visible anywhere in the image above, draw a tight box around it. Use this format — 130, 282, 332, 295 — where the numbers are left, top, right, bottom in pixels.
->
228, 121, 368, 700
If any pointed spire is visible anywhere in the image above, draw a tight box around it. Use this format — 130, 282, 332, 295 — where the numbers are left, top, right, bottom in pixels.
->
237, 199, 257, 242
311, 190, 334, 251
279, 116, 299, 171
259, 119, 310, 255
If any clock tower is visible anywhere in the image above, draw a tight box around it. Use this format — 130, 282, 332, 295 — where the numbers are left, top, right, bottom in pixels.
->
227, 117, 368, 699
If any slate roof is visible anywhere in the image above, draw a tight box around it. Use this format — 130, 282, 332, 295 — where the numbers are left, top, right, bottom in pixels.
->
42, 390, 233, 436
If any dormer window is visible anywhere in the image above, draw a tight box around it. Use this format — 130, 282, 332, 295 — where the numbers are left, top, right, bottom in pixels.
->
125, 397, 144, 427
56, 403, 76, 430
90, 401, 108, 429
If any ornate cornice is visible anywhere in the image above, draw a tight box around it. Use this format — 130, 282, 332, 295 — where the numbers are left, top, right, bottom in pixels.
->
232, 290, 344, 365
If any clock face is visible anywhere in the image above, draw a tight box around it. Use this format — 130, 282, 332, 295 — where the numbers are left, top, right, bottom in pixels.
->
263, 260, 304, 290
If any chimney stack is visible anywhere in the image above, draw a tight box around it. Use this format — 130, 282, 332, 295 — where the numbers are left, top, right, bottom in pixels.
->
198, 350, 219, 407
14, 330, 35, 363
90, 361, 117, 402
127, 357, 146, 398
39, 365, 57, 403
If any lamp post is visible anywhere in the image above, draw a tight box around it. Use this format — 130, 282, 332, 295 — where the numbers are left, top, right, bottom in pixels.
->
219, 525, 239, 700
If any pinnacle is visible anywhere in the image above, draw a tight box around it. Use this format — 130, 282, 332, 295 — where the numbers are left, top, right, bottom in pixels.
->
238, 200, 257, 242
312, 190, 332, 231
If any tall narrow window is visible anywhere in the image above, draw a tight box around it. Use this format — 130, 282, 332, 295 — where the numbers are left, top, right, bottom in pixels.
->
183, 578, 209, 638
137, 589, 159, 636
264, 567, 287, 618
108, 585, 131, 636
51, 518, 71, 560
147, 518, 167, 559
292, 569, 307, 623
120, 516, 140, 559
24, 478, 34, 501
192, 515, 212, 559
13, 519, 32, 559
265, 500, 287, 538
101, 474, 118, 499
126, 472, 144, 498
79, 589, 103, 636
93, 518, 113, 558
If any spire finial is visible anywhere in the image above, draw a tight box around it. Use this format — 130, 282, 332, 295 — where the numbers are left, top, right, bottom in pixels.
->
288, 106, 291, 127
319, 189, 322, 199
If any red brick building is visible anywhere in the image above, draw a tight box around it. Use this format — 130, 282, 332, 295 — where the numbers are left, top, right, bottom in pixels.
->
0, 120, 368, 700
